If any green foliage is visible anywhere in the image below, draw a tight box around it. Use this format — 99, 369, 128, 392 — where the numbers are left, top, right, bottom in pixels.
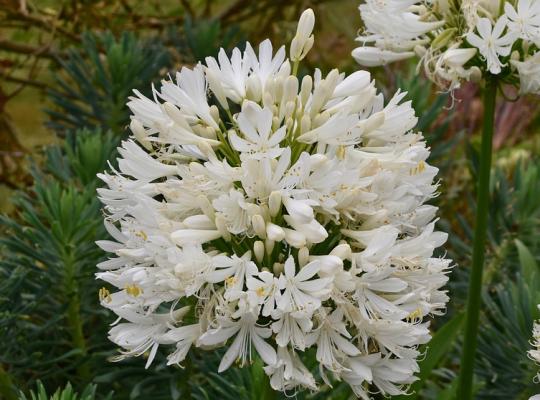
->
18, 382, 110, 400
476, 239, 540, 399
173, 16, 243, 62
46, 32, 170, 135
0, 130, 116, 395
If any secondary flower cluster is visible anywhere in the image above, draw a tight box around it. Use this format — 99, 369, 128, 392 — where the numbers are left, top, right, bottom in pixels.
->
96, 9, 451, 398
529, 309, 540, 399
353, 0, 540, 93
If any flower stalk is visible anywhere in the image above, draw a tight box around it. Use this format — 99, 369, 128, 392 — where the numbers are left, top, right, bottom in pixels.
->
458, 76, 498, 400
63, 249, 90, 380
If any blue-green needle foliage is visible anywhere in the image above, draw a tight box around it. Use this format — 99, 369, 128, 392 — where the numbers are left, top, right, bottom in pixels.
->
0, 130, 117, 396
46, 32, 170, 135
18, 382, 111, 400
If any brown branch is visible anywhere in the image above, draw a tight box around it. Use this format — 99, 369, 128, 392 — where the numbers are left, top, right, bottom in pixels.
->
6, 9, 80, 42
0, 39, 60, 59
2, 74, 48, 90
217, 0, 253, 22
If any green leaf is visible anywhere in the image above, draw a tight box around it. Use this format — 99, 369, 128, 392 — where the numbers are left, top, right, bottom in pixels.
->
515, 239, 539, 285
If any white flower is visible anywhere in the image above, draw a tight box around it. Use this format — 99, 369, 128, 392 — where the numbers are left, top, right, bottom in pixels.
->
247, 270, 280, 317
230, 102, 286, 159
97, 8, 451, 398
505, 0, 540, 43
467, 16, 517, 74
354, 0, 540, 93
511, 52, 540, 94
264, 347, 317, 392
198, 311, 277, 372
276, 257, 332, 315
352, 47, 415, 67
306, 308, 361, 372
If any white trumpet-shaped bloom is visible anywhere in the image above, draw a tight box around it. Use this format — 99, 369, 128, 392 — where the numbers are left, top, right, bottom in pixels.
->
354, 0, 540, 92
97, 8, 451, 397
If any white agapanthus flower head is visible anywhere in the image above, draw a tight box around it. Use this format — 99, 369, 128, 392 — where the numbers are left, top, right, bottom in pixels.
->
353, 0, 540, 93
97, 9, 451, 398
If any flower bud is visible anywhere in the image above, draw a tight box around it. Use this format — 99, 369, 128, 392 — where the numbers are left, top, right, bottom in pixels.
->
254, 241, 265, 263
164, 102, 191, 129
300, 114, 311, 133
283, 228, 306, 248
283, 76, 299, 103
442, 48, 477, 68
330, 243, 352, 260
263, 92, 274, 108
252, 215, 267, 238
290, 9, 315, 62
273, 262, 284, 276
300, 75, 313, 105
210, 105, 220, 124
269, 191, 282, 217
267, 222, 285, 241
431, 28, 457, 50
469, 66, 482, 82
198, 195, 215, 220
246, 75, 262, 102
130, 119, 152, 150
215, 214, 231, 241
265, 238, 275, 255
298, 246, 309, 267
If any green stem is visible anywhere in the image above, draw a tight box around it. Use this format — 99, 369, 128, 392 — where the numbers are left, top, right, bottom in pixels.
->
0, 364, 17, 400
63, 251, 90, 380
457, 76, 497, 399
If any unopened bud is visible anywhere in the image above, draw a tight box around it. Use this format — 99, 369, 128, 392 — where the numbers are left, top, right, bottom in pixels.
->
246, 75, 263, 102
130, 119, 152, 150
252, 215, 267, 238
265, 238, 275, 255
283, 76, 299, 103
283, 228, 306, 248
273, 262, 284, 275
267, 222, 285, 241
198, 195, 215, 221
298, 246, 309, 267
215, 214, 231, 241
290, 9, 315, 62
210, 105, 220, 124
431, 28, 457, 50
254, 241, 265, 263
269, 191, 282, 217
300, 75, 313, 105
164, 102, 191, 129
330, 243, 352, 260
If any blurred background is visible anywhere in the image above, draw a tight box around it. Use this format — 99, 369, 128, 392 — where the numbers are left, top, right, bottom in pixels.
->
1, 1, 539, 399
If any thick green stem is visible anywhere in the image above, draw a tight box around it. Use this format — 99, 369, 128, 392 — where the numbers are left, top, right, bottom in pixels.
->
63, 251, 90, 380
457, 76, 497, 399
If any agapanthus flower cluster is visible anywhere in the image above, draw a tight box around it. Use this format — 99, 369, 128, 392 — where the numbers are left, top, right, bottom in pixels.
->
353, 0, 540, 93
96, 9, 451, 398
